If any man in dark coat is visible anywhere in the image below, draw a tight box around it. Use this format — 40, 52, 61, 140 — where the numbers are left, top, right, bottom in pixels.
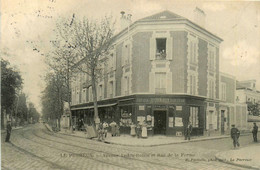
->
252, 123, 258, 142
185, 121, 192, 140
231, 124, 240, 148
5, 121, 12, 142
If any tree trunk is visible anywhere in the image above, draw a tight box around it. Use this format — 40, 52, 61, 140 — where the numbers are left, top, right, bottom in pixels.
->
91, 69, 99, 130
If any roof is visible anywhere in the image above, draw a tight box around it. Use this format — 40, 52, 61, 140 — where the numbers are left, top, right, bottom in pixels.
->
138, 10, 185, 21
114, 10, 223, 43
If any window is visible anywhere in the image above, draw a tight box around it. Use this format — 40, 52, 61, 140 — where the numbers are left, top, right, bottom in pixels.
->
221, 83, 226, 101
88, 86, 93, 102
99, 85, 103, 100
189, 74, 197, 95
209, 79, 215, 99
82, 88, 86, 103
109, 81, 114, 98
189, 107, 199, 127
156, 38, 166, 60
189, 41, 197, 63
123, 44, 130, 65
155, 73, 166, 93
125, 76, 129, 95
209, 50, 215, 71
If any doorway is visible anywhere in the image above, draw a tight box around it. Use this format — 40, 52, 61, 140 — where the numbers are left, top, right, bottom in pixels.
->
221, 110, 225, 135
154, 110, 167, 135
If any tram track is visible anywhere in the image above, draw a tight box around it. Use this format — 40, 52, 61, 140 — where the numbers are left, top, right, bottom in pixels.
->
39, 126, 244, 170
31, 128, 182, 170
16, 129, 130, 170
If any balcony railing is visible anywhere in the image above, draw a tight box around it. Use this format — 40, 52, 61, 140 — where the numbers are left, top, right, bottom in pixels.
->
155, 88, 166, 94
155, 52, 166, 60
109, 94, 113, 98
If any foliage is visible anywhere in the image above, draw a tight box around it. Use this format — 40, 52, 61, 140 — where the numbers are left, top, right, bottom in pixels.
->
41, 73, 67, 125
1, 59, 23, 111
247, 102, 260, 116
28, 102, 40, 122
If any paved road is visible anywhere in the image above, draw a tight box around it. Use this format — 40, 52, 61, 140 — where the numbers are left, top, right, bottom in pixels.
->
1, 124, 251, 170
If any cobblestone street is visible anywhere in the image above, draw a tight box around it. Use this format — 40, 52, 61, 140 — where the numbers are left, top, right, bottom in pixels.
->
1, 124, 252, 170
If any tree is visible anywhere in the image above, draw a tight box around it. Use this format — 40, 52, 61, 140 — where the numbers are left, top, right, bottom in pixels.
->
1, 59, 23, 128
43, 15, 80, 132
28, 102, 40, 123
70, 15, 115, 127
248, 102, 260, 116
41, 72, 67, 129
14, 92, 28, 126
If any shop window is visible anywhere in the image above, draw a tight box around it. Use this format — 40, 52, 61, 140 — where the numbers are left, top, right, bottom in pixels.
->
156, 38, 166, 60
189, 107, 199, 127
155, 72, 166, 94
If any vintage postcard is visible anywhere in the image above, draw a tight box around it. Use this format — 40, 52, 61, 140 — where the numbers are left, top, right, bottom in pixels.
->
1, 0, 260, 169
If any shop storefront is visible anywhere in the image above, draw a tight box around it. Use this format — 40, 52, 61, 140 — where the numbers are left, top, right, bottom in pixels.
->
71, 94, 206, 136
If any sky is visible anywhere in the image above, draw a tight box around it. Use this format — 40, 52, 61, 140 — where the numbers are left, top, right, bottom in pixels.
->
1, 0, 260, 112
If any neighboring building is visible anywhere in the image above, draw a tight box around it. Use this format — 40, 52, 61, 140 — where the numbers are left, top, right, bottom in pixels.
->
70, 9, 223, 136
218, 72, 236, 135
236, 80, 260, 128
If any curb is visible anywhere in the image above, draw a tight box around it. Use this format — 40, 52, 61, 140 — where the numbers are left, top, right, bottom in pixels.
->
215, 153, 259, 170
1, 127, 24, 134
43, 123, 53, 132
104, 133, 252, 147
56, 131, 251, 147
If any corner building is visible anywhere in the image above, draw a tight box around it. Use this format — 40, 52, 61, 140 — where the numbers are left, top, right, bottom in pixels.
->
71, 10, 223, 136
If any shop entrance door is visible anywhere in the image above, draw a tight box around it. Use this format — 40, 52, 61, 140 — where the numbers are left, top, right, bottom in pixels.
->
154, 110, 167, 135
221, 110, 225, 135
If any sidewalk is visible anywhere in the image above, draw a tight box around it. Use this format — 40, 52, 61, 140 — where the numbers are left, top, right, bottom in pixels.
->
56, 128, 251, 147
1, 126, 23, 134
215, 143, 260, 170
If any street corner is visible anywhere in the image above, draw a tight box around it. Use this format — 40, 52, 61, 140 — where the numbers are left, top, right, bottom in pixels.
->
215, 145, 260, 170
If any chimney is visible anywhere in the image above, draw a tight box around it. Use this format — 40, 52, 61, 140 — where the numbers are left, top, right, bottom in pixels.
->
120, 11, 132, 30
193, 7, 206, 28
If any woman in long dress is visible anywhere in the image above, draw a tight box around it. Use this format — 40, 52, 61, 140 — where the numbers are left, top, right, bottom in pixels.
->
141, 121, 147, 138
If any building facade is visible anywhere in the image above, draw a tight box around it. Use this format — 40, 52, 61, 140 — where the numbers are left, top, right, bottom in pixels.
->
70, 10, 223, 136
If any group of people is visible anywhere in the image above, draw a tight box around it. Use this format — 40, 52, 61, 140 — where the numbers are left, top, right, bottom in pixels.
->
97, 121, 120, 141
230, 122, 258, 149
130, 121, 148, 138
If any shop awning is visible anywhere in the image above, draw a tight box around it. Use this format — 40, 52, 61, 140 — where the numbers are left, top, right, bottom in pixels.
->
71, 103, 117, 111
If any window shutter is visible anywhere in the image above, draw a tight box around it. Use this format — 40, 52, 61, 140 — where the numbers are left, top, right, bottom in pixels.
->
166, 72, 172, 93
166, 37, 173, 60
149, 72, 155, 93
150, 38, 155, 60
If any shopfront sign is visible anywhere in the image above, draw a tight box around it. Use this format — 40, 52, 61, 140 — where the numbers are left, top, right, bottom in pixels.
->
175, 117, 183, 127
176, 106, 182, 111
136, 98, 185, 104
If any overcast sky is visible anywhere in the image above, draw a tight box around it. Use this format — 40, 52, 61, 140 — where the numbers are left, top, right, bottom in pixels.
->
1, 0, 260, 112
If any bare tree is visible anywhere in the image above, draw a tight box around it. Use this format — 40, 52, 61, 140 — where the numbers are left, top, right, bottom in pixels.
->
70, 15, 115, 128
45, 14, 79, 132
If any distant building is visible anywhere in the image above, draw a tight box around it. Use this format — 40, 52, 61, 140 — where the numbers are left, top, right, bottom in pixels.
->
236, 80, 260, 126
70, 10, 224, 136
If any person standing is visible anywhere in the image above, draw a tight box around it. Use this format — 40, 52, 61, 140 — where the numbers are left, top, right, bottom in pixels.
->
231, 124, 240, 148
110, 121, 117, 137
5, 121, 12, 142
136, 121, 142, 138
184, 121, 192, 140
252, 123, 258, 142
